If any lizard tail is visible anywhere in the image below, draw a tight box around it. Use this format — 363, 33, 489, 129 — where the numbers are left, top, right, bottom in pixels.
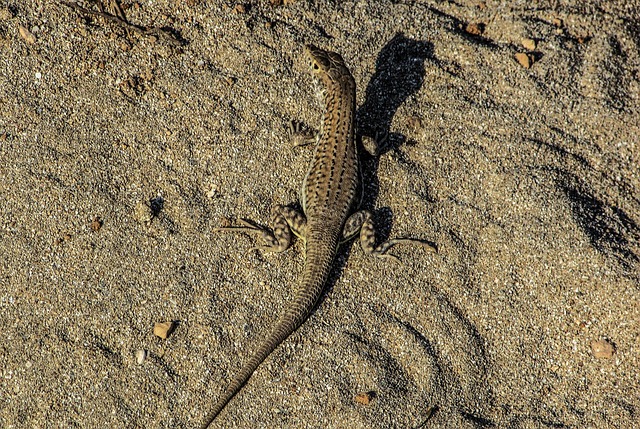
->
202, 239, 335, 428
201, 310, 305, 428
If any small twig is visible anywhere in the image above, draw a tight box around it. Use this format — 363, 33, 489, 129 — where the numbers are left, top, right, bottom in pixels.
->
106, 0, 126, 21
60, 1, 184, 47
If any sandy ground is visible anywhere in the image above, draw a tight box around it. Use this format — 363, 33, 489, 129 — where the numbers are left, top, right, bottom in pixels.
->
1, 0, 639, 428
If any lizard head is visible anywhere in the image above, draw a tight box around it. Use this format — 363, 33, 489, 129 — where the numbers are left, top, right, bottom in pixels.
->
304, 44, 353, 88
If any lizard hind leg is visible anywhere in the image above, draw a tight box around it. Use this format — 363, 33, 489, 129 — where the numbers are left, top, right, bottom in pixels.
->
272, 204, 307, 242
214, 204, 307, 253
342, 209, 436, 262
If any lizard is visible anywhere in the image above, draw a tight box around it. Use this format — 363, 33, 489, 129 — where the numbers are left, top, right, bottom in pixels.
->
202, 44, 434, 428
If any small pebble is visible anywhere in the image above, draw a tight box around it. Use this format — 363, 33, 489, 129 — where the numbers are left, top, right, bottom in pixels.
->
591, 339, 615, 359
218, 216, 233, 228
90, 216, 103, 232
514, 52, 533, 69
465, 23, 484, 36
19, 25, 36, 44
153, 321, 175, 339
135, 349, 147, 364
134, 201, 153, 224
206, 184, 219, 198
522, 38, 536, 51
354, 391, 376, 405
406, 115, 422, 132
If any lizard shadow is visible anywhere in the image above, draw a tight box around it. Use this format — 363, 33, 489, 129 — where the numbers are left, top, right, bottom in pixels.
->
355, 33, 434, 236
357, 33, 433, 155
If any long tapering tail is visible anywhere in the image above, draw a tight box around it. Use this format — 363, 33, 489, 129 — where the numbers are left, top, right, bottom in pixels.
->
201, 309, 304, 428
202, 239, 336, 428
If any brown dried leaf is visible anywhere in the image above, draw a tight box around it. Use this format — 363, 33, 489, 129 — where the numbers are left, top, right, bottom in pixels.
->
90, 216, 103, 232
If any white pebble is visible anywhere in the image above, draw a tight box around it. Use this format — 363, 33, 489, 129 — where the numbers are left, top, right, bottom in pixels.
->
135, 349, 147, 364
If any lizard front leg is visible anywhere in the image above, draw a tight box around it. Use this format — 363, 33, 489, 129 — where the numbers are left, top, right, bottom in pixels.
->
289, 120, 317, 148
